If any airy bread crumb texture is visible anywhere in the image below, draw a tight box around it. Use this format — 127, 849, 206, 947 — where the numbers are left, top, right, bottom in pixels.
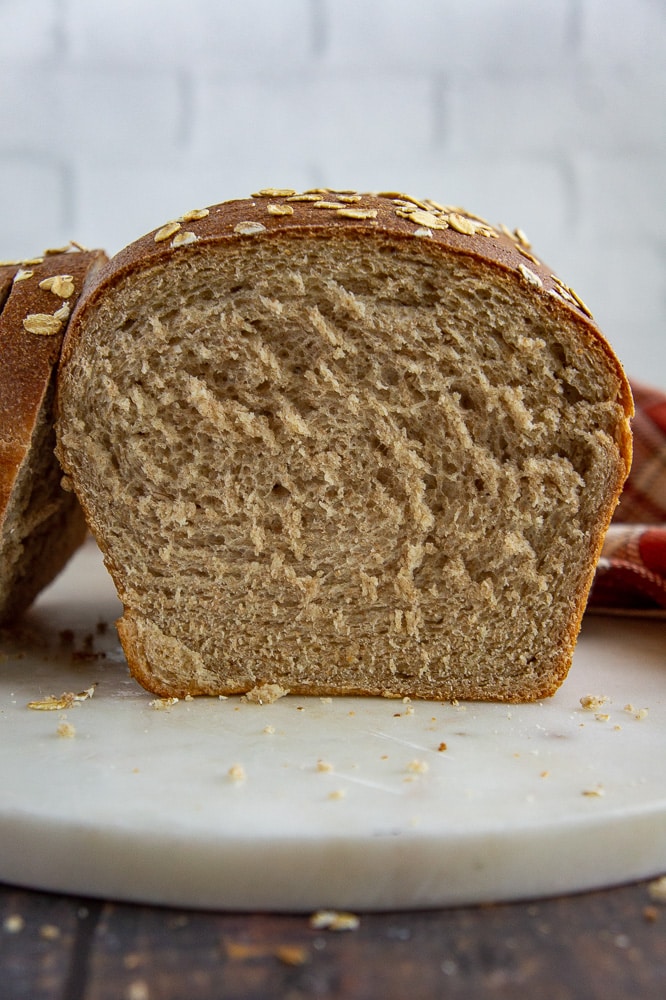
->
57, 206, 631, 702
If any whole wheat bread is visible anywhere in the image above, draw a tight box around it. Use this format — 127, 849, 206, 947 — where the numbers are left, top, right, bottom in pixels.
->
55, 191, 633, 700
0, 246, 107, 625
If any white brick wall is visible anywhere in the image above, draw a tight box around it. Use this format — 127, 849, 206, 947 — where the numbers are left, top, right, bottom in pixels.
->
0, 0, 664, 385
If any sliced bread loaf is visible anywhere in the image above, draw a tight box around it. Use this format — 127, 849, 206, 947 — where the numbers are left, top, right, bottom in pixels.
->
55, 191, 632, 700
0, 246, 107, 625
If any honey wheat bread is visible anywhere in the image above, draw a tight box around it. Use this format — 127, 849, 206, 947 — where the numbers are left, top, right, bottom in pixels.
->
56, 191, 632, 700
0, 247, 107, 625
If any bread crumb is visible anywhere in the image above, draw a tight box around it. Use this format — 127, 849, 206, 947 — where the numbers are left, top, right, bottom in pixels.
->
39, 924, 61, 940
3, 915, 24, 934
225, 940, 264, 960
328, 789, 346, 800
309, 910, 360, 931
29, 693, 74, 711
263, 725, 276, 734
126, 981, 150, 1000
316, 760, 334, 773
276, 944, 309, 966
407, 759, 429, 774
643, 905, 660, 922
242, 682, 289, 705
624, 704, 649, 720
647, 876, 666, 903
57, 721, 76, 738
580, 695, 608, 711
148, 697, 179, 710
228, 764, 246, 784
319, 697, 332, 704
594, 713, 610, 722
28, 686, 95, 711
437, 742, 448, 752
582, 786, 605, 798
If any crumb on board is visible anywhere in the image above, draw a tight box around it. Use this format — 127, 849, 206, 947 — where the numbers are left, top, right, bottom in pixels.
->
328, 789, 346, 801
28, 685, 96, 711
316, 760, 334, 773
647, 875, 666, 904
579, 695, 608, 711
263, 724, 276, 735
582, 786, 605, 798
624, 704, 649, 719
242, 682, 290, 705
148, 697, 179, 710
309, 910, 360, 932
407, 759, 429, 774
56, 721, 76, 738
228, 764, 246, 784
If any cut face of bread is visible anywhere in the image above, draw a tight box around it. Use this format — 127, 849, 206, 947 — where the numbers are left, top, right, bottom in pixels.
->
56, 193, 632, 700
0, 248, 107, 625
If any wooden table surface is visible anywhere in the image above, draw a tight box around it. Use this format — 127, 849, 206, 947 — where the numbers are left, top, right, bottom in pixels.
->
2, 878, 665, 999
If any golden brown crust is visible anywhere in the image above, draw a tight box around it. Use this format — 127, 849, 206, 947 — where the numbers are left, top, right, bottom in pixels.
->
61, 190, 633, 422
0, 264, 17, 313
0, 249, 106, 512
0, 247, 107, 623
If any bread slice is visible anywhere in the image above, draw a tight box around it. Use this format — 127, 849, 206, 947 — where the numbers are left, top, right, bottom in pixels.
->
0, 246, 107, 625
0, 264, 18, 312
55, 191, 632, 700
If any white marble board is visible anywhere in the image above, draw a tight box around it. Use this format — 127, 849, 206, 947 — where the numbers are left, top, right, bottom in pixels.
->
0, 539, 664, 912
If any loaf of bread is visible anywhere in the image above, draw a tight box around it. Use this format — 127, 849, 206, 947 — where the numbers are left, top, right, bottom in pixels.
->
0, 246, 107, 625
55, 191, 633, 700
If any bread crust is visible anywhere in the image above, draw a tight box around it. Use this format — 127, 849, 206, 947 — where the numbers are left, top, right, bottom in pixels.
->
0, 247, 107, 623
56, 191, 633, 700
60, 191, 633, 419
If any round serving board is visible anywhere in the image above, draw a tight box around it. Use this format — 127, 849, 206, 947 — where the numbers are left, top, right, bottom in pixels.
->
0, 539, 664, 912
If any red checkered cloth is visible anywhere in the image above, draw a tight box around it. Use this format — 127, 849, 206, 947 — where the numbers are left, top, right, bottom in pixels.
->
587, 381, 666, 614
